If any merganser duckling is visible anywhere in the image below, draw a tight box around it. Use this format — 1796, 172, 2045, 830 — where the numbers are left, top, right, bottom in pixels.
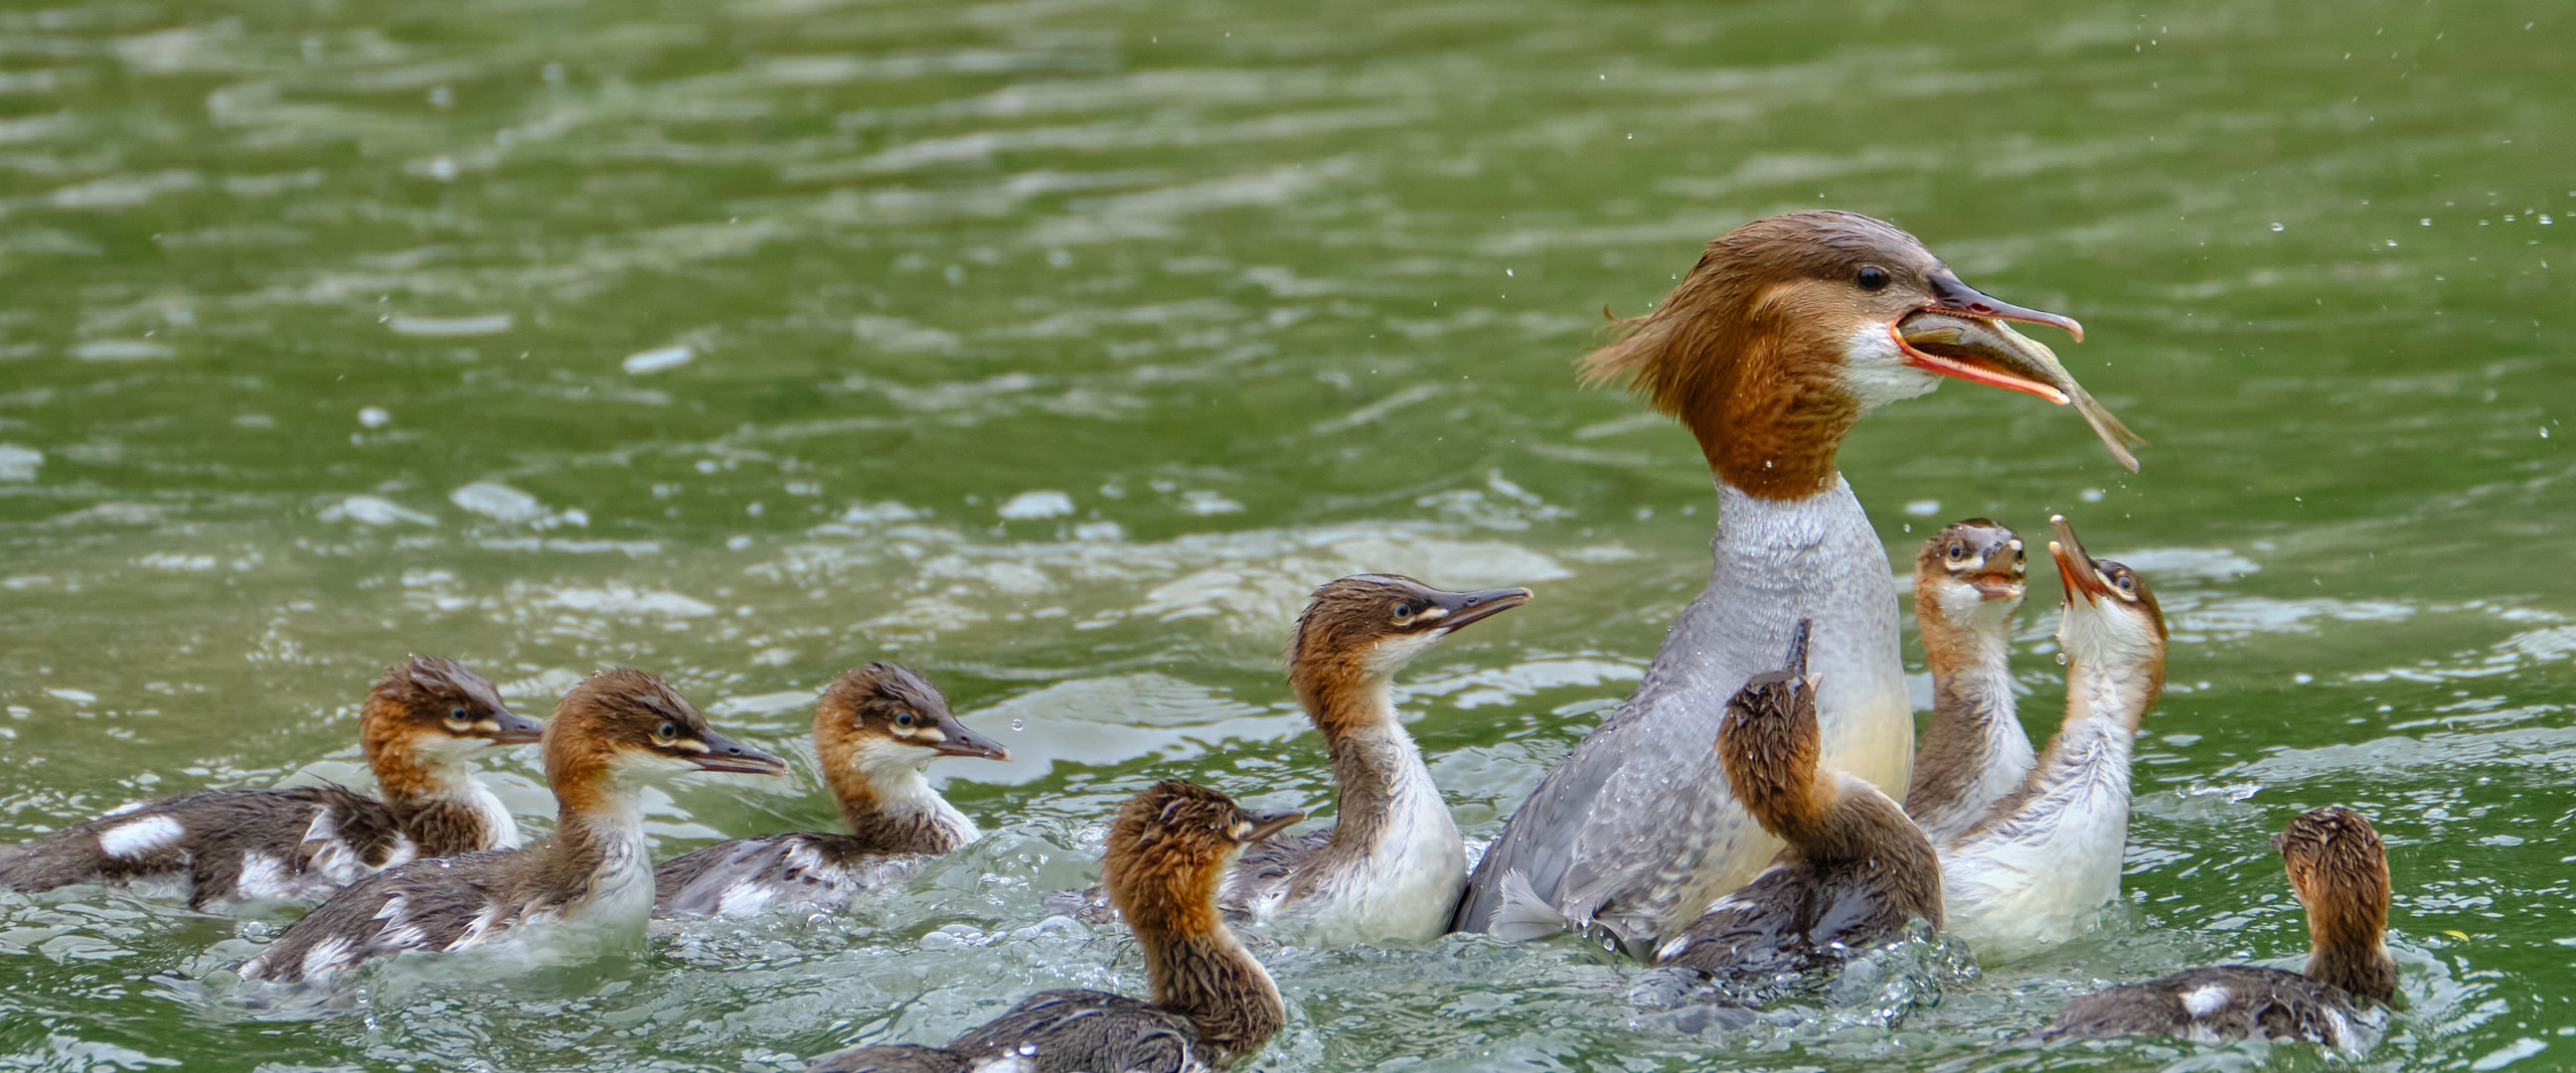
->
1459, 211, 2139, 946
1903, 520, 2032, 844
237, 669, 785, 983
1212, 574, 1530, 945
1650, 622, 1942, 981
2046, 807, 2397, 1048
654, 663, 1009, 917
1938, 516, 2166, 960
0, 657, 539, 908
806, 780, 1301, 1073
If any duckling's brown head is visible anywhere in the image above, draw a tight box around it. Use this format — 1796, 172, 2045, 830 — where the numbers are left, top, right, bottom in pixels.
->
2275, 806, 2397, 1002
1579, 210, 2133, 498
815, 663, 1007, 790
1104, 779, 1302, 940
544, 669, 787, 792
1286, 574, 1530, 730
1715, 622, 1827, 842
1915, 520, 2025, 661
2048, 515, 2168, 707
362, 657, 544, 783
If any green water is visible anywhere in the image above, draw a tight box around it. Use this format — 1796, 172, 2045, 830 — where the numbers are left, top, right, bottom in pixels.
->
2, 0, 2571, 1068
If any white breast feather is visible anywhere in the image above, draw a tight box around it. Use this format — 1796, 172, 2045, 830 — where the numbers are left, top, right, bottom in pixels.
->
2322, 1006, 2353, 1048
716, 878, 778, 917
2179, 983, 2231, 1018
299, 936, 355, 980
235, 852, 298, 901
1285, 735, 1464, 945
96, 816, 184, 860
1937, 733, 2133, 961
466, 781, 521, 849
303, 808, 419, 890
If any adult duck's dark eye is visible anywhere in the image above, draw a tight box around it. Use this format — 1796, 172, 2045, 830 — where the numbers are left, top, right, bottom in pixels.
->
1856, 265, 1891, 291
656, 721, 678, 739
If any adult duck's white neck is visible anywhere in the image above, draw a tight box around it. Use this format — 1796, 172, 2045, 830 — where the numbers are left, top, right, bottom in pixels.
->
1704, 478, 1917, 806
1603, 477, 1917, 938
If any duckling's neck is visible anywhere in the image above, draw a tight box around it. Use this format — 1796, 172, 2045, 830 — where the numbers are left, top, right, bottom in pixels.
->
2304, 893, 2399, 1003
1963, 653, 2152, 845
1738, 763, 1944, 928
2308, 937, 2398, 1004
1906, 616, 2028, 843
1142, 924, 1284, 1055
831, 752, 977, 855
1311, 675, 1456, 874
533, 771, 656, 923
2017, 659, 2144, 796
373, 741, 520, 856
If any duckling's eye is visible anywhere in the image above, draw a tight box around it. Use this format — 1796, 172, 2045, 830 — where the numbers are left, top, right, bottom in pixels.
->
2113, 571, 2136, 595
1391, 602, 1415, 621
1945, 541, 1966, 561
894, 711, 917, 729
1855, 265, 1891, 291
447, 705, 470, 721
655, 720, 679, 741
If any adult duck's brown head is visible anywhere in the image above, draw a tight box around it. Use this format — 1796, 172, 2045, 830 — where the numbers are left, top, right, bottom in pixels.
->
1581, 211, 2140, 499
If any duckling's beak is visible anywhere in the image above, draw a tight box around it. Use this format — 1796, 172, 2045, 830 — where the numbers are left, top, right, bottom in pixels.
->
1420, 586, 1532, 633
1972, 538, 2027, 602
687, 728, 790, 775
926, 711, 1011, 761
483, 707, 546, 745
2048, 515, 2117, 605
1897, 270, 2143, 472
1242, 808, 1307, 844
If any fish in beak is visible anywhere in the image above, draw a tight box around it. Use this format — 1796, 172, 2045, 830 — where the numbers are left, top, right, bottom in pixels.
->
1895, 269, 2145, 472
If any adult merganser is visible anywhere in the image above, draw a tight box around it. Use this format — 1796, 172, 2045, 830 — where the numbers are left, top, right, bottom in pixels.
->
2045, 807, 2397, 1048
654, 663, 1009, 917
1457, 211, 2139, 947
1650, 622, 1943, 983
0, 657, 539, 908
1902, 520, 2032, 844
1938, 516, 2166, 961
806, 780, 1301, 1073
1216, 574, 1530, 945
237, 669, 785, 983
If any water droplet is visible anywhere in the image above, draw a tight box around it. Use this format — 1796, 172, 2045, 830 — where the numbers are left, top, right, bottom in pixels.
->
2055, 652, 2069, 666
1010, 719, 1025, 731
2270, 223, 2285, 231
